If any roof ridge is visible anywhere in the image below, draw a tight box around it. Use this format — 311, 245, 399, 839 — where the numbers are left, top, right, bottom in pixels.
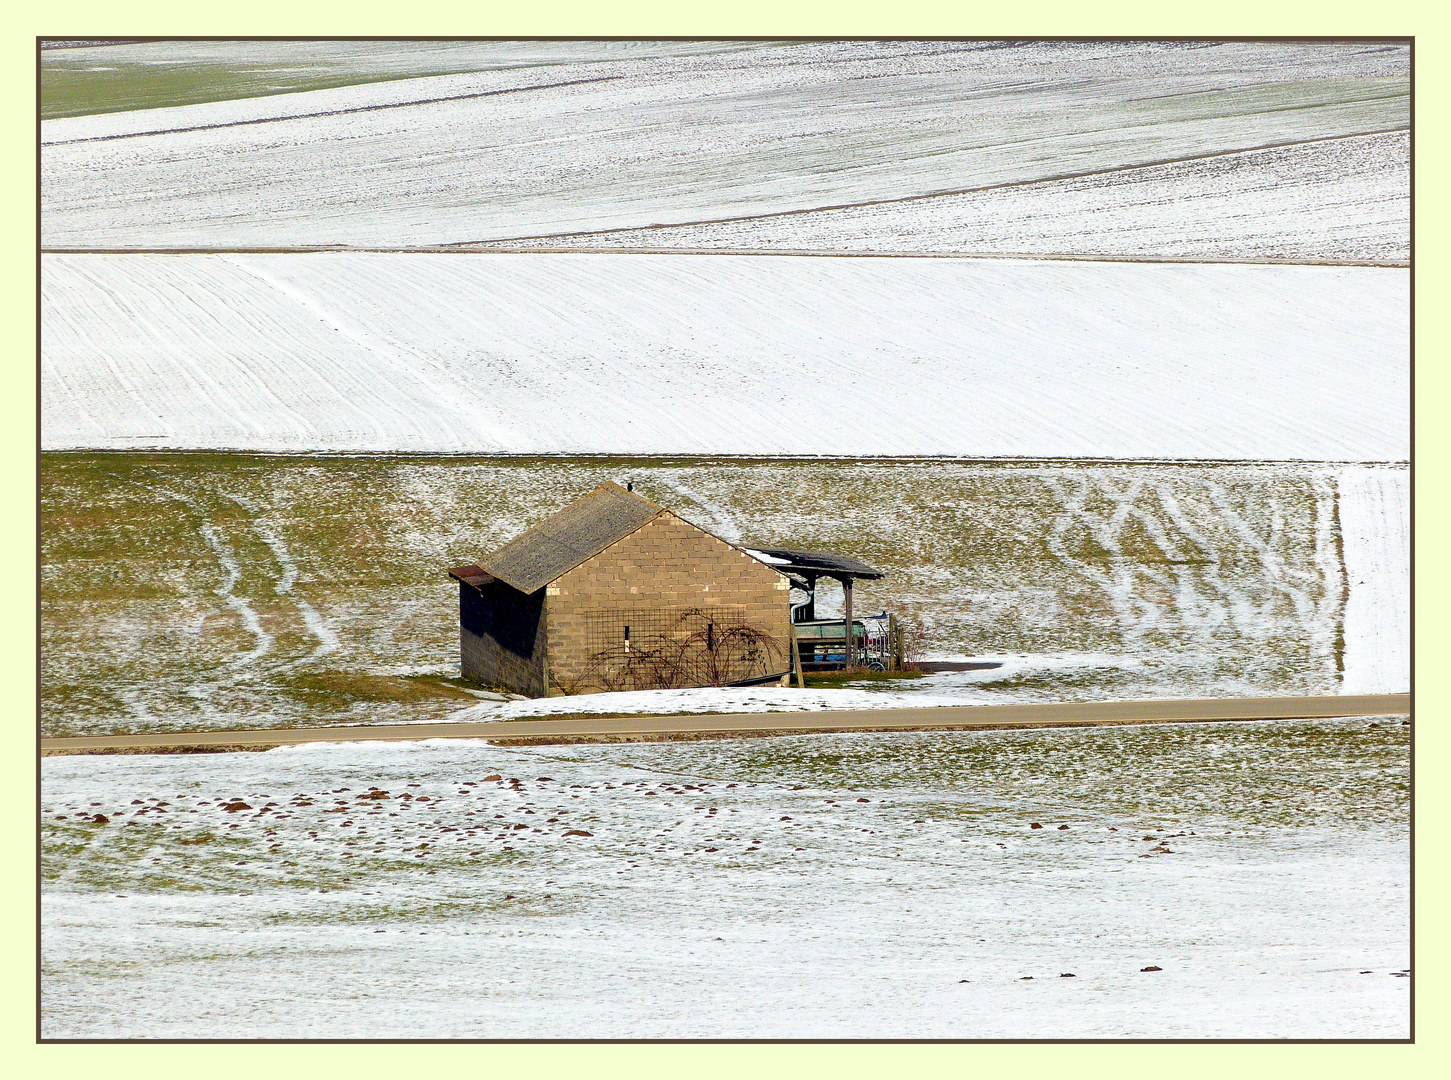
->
473, 482, 664, 593
592, 479, 663, 508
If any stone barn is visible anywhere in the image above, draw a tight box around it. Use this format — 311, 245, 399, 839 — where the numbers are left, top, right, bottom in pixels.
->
446, 482, 794, 697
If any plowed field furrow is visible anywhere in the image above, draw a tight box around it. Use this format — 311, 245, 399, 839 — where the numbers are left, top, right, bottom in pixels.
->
40, 254, 1409, 461
41, 42, 1408, 249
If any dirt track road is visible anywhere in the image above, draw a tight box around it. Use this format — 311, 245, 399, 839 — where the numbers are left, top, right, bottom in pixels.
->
40, 694, 1409, 755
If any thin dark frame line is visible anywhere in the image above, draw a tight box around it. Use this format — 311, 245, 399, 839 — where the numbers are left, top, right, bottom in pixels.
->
30, 450, 1416, 466
36, 250, 1412, 268
35, 34, 1416, 1045
38, 36, 1415, 43
35, 1036, 1420, 1045
1404, 33, 1415, 1045
33, 33, 43, 1049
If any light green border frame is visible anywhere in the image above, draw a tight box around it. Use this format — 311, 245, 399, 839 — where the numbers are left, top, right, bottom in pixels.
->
13, 3, 1442, 1075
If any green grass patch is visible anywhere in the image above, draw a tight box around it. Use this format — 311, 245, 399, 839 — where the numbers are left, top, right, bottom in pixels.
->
42, 451, 1359, 737
40, 43, 514, 119
284, 672, 477, 706
803, 669, 925, 690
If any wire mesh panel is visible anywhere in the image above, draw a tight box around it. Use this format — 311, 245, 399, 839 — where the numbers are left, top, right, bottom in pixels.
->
572, 606, 785, 691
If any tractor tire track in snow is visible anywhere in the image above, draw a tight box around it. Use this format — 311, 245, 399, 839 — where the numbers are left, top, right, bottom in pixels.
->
1152, 484, 1265, 641
226, 494, 340, 661
653, 474, 745, 545
253, 524, 340, 660
195, 521, 272, 669
1201, 479, 1343, 675
1043, 474, 1347, 673
149, 480, 275, 674
165, 485, 352, 679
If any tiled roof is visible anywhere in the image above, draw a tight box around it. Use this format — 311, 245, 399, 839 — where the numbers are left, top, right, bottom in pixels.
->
475, 482, 663, 593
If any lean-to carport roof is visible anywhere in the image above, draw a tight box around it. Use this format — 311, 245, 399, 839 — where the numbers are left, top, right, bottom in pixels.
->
477, 482, 664, 594
741, 546, 886, 581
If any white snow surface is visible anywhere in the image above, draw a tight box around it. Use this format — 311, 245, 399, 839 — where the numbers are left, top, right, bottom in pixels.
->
42, 39, 757, 118
743, 548, 791, 565
1340, 467, 1410, 693
41, 40, 1407, 250
497, 132, 1409, 265
446, 686, 969, 722
41, 722, 1410, 1037
41, 254, 1408, 459
438, 655, 1214, 723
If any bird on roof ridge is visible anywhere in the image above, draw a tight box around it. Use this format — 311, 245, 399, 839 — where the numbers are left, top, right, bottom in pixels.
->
592, 479, 662, 507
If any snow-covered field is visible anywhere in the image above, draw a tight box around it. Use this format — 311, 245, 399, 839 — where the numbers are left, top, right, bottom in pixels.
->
41, 254, 1408, 459
436, 667, 1214, 723
1340, 468, 1411, 694
38, 39, 1413, 1040
447, 685, 961, 720
40, 719, 1410, 1038
41, 457, 1408, 737
39, 37, 1410, 1039
41, 40, 1407, 252
499, 132, 1407, 265
41, 39, 759, 119
40, 41, 1410, 460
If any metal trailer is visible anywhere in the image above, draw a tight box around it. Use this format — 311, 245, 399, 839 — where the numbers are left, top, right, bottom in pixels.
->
740, 544, 895, 675
793, 611, 900, 672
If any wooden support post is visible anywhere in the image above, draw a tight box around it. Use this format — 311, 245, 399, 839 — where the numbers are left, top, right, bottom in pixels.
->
843, 575, 855, 672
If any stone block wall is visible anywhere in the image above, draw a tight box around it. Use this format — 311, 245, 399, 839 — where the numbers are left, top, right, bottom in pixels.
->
459, 579, 547, 696
547, 512, 791, 694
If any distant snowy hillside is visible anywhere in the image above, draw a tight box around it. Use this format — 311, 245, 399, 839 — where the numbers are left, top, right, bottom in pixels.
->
41, 40, 1407, 255
42, 253, 1407, 459
492, 132, 1407, 265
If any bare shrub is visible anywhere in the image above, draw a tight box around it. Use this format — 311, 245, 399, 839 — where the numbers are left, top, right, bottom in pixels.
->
562, 609, 785, 693
895, 611, 931, 670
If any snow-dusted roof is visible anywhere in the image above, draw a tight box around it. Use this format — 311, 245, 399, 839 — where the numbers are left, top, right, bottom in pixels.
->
475, 482, 662, 594
742, 547, 885, 581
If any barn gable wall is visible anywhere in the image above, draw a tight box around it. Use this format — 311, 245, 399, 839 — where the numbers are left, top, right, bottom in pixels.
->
459, 580, 547, 696
546, 512, 791, 694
